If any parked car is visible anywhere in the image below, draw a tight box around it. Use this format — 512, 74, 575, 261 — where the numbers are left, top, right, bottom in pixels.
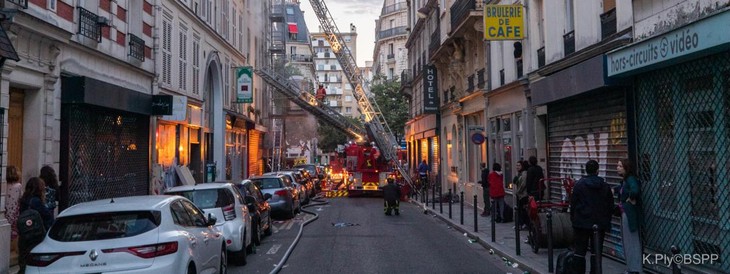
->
293, 164, 324, 192
166, 182, 253, 265
248, 174, 301, 218
26, 195, 227, 274
232, 179, 273, 245
265, 171, 309, 205
281, 168, 314, 197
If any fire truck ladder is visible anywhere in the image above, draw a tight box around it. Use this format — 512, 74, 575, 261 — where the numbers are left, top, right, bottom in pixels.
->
308, 0, 416, 192
254, 67, 366, 140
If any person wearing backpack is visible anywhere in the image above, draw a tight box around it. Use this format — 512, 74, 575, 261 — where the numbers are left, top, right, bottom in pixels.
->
17, 177, 54, 273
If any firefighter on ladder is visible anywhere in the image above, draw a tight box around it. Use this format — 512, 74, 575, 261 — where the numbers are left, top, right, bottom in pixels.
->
315, 84, 327, 106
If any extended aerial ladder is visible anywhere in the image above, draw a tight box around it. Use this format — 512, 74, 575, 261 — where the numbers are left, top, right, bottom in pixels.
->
307, 0, 416, 191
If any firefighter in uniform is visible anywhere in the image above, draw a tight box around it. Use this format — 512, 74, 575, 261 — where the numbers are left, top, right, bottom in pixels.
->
383, 177, 401, 215
315, 84, 327, 105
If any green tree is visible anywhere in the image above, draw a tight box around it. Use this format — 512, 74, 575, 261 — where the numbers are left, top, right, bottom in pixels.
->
317, 116, 363, 152
370, 74, 408, 144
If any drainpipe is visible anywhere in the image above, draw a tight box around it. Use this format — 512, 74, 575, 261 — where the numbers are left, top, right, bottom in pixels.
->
149, 0, 162, 187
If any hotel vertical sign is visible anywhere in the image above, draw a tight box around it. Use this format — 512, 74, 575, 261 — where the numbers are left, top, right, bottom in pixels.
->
423, 65, 439, 113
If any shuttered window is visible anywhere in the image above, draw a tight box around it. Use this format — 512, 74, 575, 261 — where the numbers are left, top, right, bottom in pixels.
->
192, 35, 200, 95
162, 14, 173, 86
179, 24, 188, 91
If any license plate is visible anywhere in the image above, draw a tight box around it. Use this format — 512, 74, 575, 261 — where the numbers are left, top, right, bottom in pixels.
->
364, 185, 378, 191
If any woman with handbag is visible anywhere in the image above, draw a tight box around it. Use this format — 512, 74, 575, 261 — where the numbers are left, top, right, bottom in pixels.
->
616, 158, 643, 274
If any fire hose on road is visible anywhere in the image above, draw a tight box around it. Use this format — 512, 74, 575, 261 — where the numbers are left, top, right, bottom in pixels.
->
268, 194, 329, 274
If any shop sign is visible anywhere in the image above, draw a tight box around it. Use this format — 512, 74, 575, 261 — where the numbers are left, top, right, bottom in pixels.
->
607, 10, 730, 77
423, 65, 439, 113
483, 5, 525, 40
236, 66, 253, 103
151, 95, 173, 115
161, 95, 187, 121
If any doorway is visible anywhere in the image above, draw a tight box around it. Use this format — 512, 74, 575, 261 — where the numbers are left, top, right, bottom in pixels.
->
8, 88, 24, 172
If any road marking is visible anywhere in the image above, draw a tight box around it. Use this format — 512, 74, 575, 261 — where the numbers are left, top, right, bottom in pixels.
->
285, 220, 295, 230
266, 244, 282, 255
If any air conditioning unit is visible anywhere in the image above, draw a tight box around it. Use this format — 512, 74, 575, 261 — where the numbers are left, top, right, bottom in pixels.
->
96, 16, 111, 26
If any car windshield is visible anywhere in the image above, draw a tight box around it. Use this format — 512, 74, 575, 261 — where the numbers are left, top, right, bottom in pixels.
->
48, 211, 161, 242
167, 189, 234, 209
251, 178, 283, 189
294, 165, 317, 175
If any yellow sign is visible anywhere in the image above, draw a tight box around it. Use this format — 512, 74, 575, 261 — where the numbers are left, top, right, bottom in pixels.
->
483, 5, 525, 40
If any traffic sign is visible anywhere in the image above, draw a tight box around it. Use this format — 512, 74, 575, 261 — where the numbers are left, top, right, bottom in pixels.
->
471, 133, 485, 145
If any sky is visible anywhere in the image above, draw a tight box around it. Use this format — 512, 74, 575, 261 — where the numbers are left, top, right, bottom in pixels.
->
299, 0, 383, 67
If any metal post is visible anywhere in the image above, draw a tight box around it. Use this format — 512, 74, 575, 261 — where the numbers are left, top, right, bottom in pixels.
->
439, 185, 443, 213
547, 211, 553, 273
515, 195, 520, 256
593, 224, 602, 274
473, 195, 478, 232
460, 191, 464, 225
671, 245, 682, 274
431, 182, 436, 209
491, 200, 496, 242
448, 188, 453, 219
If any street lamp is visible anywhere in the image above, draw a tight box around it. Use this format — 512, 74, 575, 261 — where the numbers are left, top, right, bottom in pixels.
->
416, 3, 438, 19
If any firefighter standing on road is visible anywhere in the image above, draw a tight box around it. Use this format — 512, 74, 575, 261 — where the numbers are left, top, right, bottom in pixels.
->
383, 178, 401, 215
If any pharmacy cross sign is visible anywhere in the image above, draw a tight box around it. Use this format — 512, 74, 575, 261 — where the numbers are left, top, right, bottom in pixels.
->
236, 66, 253, 103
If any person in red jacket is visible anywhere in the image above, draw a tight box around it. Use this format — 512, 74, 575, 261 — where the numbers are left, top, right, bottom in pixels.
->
488, 163, 506, 222
315, 84, 327, 103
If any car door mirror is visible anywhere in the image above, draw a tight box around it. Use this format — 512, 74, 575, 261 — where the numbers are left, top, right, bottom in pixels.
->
206, 213, 217, 226
264, 193, 272, 201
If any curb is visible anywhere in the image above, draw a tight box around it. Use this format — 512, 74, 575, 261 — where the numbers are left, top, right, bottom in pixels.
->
410, 199, 539, 274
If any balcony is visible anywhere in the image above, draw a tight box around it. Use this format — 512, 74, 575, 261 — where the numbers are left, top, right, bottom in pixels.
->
429, 30, 440, 58
516, 59, 523, 78
377, 26, 408, 40
537, 47, 545, 68
381, 2, 407, 15
601, 9, 617, 39
450, 0, 481, 33
564, 31, 575, 55
499, 69, 505, 86
270, 5, 284, 22
290, 54, 313, 62
466, 74, 475, 93
78, 7, 103, 42
401, 69, 412, 86
128, 34, 145, 62
7, 0, 27, 8
387, 53, 395, 60
477, 68, 485, 89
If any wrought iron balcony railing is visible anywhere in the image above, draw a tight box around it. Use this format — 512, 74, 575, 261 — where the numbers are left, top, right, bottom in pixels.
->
401, 69, 412, 87
381, 2, 407, 15
564, 31, 575, 55
601, 8, 617, 39
387, 53, 395, 60
378, 26, 408, 40
128, 34, 145, 61
290, 54, 313, 62
450, 0, 478, 32
429, 30, 440, 57
78, 7, 103, 42
477, 68, 485, 89
7, 0, 28, 8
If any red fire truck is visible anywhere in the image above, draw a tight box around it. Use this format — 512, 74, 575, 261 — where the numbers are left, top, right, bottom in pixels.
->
342, 141, 394, 196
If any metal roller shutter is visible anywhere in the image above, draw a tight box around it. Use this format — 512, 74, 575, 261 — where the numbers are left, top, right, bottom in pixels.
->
249, 131, 261, 176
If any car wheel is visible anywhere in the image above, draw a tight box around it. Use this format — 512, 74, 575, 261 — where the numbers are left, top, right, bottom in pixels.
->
187, 263, 196, 274
264, 217, 273, 236
230, 231, 248, 265
251, 220, 262, 247
220, 246, 228, 274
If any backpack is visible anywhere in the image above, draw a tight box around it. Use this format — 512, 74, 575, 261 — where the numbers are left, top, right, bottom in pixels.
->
17, 208, 47, 246
555, 250, 576, 274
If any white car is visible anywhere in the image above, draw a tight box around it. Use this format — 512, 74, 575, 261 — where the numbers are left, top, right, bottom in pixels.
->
166, 182, 253, 265
26, 195, 226, 274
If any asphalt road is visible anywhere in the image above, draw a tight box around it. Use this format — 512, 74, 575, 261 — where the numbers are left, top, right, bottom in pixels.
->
230, 197, 516, 274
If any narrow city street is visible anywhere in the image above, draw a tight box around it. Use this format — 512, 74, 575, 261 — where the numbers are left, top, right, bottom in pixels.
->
230, 197, 515, 274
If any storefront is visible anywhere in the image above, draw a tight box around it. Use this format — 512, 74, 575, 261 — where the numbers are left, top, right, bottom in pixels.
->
532, 54, 629, 259
156, 99, 206, 188
607, 10, 730, 272
460, 92, 487, 185
248, 123, 267, 177
225, 112, 249, 181
59, 76, 152, 209
486, 82, 528, 191
405, 114, 439, 181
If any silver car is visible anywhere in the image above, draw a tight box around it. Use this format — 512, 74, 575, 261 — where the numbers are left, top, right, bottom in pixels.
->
265, 171, 309, 205
248, 175, 301, 219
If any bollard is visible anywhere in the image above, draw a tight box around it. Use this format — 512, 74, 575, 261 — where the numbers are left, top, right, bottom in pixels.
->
671, 245, 682, 274
448, 188, 453, 219
515, 198, 521, 256
432, 182, 436, 210
547, 211, 553, 273
439, 185, 443, 213
460, 191, 464, 225
593, 224, 602, 274
491, 200, 496, 242
473, 195, 478, 232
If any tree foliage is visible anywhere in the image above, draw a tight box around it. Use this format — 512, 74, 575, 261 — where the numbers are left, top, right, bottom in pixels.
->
317, 116, 362, 152
370, 74, 409, 144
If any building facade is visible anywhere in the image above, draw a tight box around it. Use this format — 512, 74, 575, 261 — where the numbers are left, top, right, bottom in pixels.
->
373, 0, 408, 80
311, 25, 360, 118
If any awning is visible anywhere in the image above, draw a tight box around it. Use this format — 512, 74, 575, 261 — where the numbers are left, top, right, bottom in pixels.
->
0, 23, 20, 66
288, 23, 298, 33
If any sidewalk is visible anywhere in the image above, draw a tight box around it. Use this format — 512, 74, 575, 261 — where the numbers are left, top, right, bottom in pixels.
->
409, 194, 629, 274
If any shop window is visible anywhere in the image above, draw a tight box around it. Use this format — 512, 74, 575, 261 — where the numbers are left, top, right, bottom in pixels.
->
157, 124, 177, 166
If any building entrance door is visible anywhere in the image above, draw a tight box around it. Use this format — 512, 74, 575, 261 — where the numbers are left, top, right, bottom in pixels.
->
8, 88, 24, 172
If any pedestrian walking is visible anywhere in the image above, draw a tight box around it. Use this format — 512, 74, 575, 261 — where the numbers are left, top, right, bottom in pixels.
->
5, 166, 22, 264
514, 161, 529, 230
39, 165, 59, 213
525, 156, 545, 201
569, 160, 614, 274
18, 177, 55, 274
417, 160, 429, 190
488, 163, 506, 222
616, 158, 643, 274
480, 162, 490, 216
383, 178, 401, 215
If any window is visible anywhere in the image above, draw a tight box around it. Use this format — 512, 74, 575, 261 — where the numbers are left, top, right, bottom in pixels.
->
48, 211, 161, 242
330, 65, 336, 70
78, 7, 102, 42
179, 24, 188, 91
389, 43, 394, 55
286, 7, 294, 15
170, 200, 195, 226
345, 107, 352, 113
224, 58, 230, 107
192, 35, 200, 94
162, 14, 173, 86
167, 189, 235, 209
390, 19, 395, 28
128, 34, 145, 61
181, 200, 207, 226
345, 95, 352, 102
48, 0, 56, 11
343, 36, 351, 42
389, 68, 394, 79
